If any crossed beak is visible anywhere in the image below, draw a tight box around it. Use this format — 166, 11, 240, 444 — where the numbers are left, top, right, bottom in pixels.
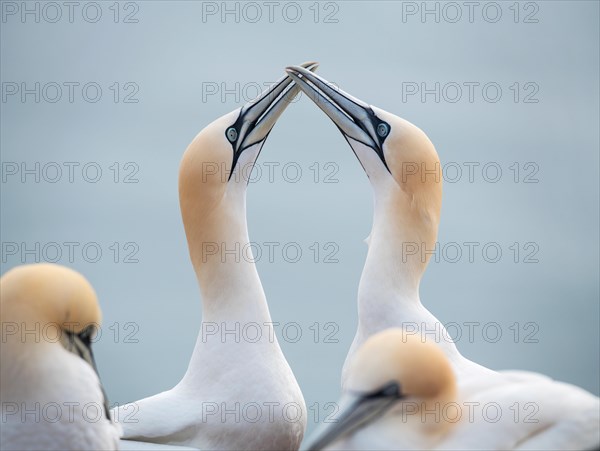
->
285, 65, 391, 172
226, 61, 319, 178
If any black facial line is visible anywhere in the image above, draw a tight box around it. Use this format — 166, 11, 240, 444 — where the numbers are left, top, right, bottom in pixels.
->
77, 325, 95, 345
226, 106, 273, 182
301, 74, 391, 164
363, 108, 391, 171
341, 110, 391, 174
82, 341, 112, 421
63, 330, 83, 356
309, 80, 391, 174
344, 381, 404, 403
225, 75, 289, 142
321, 381, 402, 444
63, 328, 111, 421
340, 131, 369, 175
361, 381, 403, 401
225, 109, 246, 181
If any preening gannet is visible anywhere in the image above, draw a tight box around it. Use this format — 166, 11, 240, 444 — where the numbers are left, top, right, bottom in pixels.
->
303, 328, 600, 450
0, 263, 120, 450
303, 329, 457, 450
114, 62, 319, 450
287, 66, 600, 450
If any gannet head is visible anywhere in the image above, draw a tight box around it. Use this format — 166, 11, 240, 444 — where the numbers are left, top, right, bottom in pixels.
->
1, 263, 101, 333
303, 329, 456, 450
0, 264, 111, 419
286, 66, 442, 267
179, 62, 318, 269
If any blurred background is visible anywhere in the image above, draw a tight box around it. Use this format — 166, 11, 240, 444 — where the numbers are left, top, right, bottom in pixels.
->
1, 0, 598, 437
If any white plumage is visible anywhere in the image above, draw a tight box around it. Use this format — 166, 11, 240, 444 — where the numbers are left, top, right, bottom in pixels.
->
0, 264, 120, 450
287, 65, 600, 450
114, 64, 320, 450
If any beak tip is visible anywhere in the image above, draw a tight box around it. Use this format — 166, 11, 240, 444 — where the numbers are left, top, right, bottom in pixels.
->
285, 69, 302, 81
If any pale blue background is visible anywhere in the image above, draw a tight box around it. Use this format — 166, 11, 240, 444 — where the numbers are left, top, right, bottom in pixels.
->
1, 0, 599, 436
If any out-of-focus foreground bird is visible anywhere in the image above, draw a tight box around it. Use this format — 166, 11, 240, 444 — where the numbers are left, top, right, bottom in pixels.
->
1, 263, 120, 450
303, 328, 600, 450
304, 329, 458, 450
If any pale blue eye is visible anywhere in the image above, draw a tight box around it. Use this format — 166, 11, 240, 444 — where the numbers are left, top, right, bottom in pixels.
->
377, 123, 389, 138
226, 127, 238, 142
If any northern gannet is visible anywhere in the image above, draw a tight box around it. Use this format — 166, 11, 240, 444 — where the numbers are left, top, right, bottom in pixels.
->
303, 328, 600, 450
285, 65, 490, 382
0, 263, 120, 450
114, 62, 319, 450
286, 66, 600, 450
303, 329, 457, 450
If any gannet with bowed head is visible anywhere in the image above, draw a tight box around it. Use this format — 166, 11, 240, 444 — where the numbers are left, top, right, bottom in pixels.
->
304, 329, 600, 450
303, 329, 457, 450
114, 62, 319, 451
0, 263, 120, 450
287, 66, 600, 449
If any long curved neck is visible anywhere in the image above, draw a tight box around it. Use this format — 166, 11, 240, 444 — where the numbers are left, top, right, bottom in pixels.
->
354, 190, 490, 379
351, 141, 439, 331
185, 184, 272, 324
176, 139, 275, 326
355, 190, 464, 365
357, 186, 434, 330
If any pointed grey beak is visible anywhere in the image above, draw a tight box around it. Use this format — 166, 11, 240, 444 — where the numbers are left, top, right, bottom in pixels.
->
302, 382, 403, 450
285, 65, 391, 172
61, 325, 112, 421
226, 61, 319, 179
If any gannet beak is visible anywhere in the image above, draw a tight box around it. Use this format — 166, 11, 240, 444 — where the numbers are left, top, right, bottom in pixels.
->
302, 382, 402, 450
227, 61, 319, 178
285, 65, 391, 172
61, 325, 112, 421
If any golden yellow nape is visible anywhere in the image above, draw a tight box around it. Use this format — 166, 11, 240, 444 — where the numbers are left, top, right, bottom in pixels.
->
1, 263, 120, 450
0, 263, 101, 334
377, 108, 443, 227
302, 329, 458, 451
346, 328, 455, 400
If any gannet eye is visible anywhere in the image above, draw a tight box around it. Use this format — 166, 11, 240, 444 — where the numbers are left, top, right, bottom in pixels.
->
377, 123, 389, 138
226, 127, 238, 142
